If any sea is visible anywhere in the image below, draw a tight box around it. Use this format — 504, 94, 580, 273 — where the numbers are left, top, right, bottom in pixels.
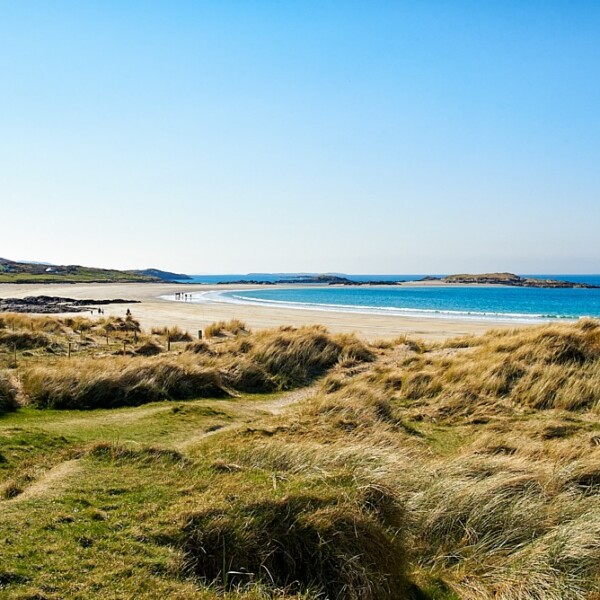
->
170, 275, 600, 323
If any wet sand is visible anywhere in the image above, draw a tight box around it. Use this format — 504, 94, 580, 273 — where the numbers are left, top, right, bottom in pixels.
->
0, 282, 529, 341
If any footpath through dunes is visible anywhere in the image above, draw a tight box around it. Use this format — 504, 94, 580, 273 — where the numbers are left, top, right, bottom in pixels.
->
0, 385, 320, 507
3, 315, 600, 598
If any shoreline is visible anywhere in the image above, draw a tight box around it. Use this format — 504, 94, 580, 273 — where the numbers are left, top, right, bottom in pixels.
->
0, 282, 539, 341
177, 288, 573, 324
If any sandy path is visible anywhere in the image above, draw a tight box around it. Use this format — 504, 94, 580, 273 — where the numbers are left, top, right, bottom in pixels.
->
1, 386, 319, 504
6, 460, 82, 504
176, 385, 318, 451
0, 282, 525, 341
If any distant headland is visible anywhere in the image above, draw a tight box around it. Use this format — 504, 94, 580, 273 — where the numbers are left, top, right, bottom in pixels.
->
0, 258, 191, 284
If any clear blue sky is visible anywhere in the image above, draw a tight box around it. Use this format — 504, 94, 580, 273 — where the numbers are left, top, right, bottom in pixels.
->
1, 1, 599, 274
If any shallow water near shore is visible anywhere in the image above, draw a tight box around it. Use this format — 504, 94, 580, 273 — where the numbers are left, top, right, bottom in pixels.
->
179, 283, 600, 323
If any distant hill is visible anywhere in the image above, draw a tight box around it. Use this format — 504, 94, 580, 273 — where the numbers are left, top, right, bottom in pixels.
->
132, 268, 192, 282
0, 258, 158, 284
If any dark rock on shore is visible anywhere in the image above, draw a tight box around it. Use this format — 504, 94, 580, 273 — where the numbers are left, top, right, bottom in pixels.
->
0, 296, 140, 314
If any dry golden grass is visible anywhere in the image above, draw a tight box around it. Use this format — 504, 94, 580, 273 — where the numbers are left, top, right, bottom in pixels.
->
232, 320, 600, 599
23, 356, 229, 409
0, 328, 53, 350
0, 312, 66, 333
151, 324, 193, 342
374, 319, 600, 421
4, 312, 600, 598
0, 371, 17, 415
6, 316, 373, 410
178, 491, 409, 599
204, 319, 249, 338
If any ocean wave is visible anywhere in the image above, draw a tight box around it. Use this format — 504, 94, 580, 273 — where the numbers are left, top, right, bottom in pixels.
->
161, 290, 578, 323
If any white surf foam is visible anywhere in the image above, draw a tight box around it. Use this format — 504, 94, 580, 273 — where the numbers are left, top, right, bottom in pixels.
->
161, 289, 576, 323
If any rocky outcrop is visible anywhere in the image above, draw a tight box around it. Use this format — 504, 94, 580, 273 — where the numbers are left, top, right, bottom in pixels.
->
0, 296, 139, 314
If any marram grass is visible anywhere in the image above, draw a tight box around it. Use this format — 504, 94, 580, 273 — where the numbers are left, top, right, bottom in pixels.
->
1, 315, 600, 598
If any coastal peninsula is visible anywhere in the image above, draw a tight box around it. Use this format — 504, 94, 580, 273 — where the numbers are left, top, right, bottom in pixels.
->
0, 258, 191, 284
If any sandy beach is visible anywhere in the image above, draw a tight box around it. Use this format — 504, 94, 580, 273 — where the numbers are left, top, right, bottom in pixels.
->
0, 282, 532, 341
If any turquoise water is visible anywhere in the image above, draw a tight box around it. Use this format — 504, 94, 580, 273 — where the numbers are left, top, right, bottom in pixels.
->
197, 284, 600, 323
183, 274, 600, 286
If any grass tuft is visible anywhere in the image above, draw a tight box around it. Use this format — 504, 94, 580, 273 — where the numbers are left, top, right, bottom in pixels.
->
205, 320, 249, 338
87, 442, 188, 465
151, 325, 193, 342
0, 329, 52, 350
23, 359, 229, 409
179, 494, 409, 599
0, 372, 17, 415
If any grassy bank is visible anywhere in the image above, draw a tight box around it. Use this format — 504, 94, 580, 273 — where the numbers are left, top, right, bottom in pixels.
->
1, 315, 600, 598
0, 258, 157, 283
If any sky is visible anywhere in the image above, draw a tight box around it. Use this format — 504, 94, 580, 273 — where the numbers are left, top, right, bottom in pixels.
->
1, 1, 599, 274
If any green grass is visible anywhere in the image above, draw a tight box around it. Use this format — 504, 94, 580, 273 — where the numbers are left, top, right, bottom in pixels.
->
0, 259, 159, 283
3, 316, 600, 598
0, 395, 282, 598
0, 393, 412, 599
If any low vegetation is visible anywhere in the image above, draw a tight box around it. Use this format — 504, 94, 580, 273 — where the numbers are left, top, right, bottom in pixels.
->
204, 319, 248, 338
1, 314, 600, 598
0, 257, 157, 283
178, 490, 409, 599
24, 359, 228, 409
151, 325, 193, 342
0, 372, 16, 415
1, 316, 372, 410
0, 329, 52, 350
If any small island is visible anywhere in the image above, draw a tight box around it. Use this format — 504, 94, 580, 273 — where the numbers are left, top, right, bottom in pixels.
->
423, 272, 598, 289
218, 274, 404, 285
